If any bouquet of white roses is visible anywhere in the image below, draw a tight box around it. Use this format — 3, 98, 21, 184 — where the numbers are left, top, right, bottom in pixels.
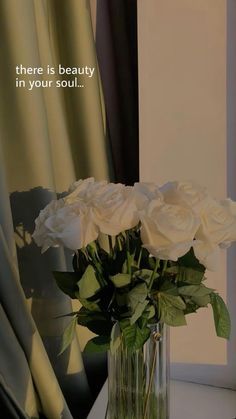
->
33, 178, 233, 353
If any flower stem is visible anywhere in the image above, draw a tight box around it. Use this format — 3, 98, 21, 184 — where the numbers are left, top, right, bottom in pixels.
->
108, 235, 113, 257
161, 260, 168, 276
137, 248, 143, 268
149, 258, 160, 291
87, 244, 106, 287
124, 231, 131, 275
143, 337, 158, 419
117, 235, 123, 251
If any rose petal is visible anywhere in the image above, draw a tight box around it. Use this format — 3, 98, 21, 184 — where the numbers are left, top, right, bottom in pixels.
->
193, 240, 220, 271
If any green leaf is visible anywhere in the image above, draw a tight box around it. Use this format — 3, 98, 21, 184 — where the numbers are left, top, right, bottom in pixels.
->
146, 305, 156, 320
59, 316, 77, 355
55, 311, 79, 319
77, 307, 113, 335
148, 256, 157, 270
115, 292, 129, 309
178, 247, 205, 272
83, 335, 110, 353
133, 269, 159, 286
119, 319, 150, 351
128, 283, 148, 308
165, 266, 179, 275
76, 296, 101, 312
176, 267, 205, 284
108, 246, 127, 275
87, 241, 99, 258
110, 273, 131, 288
53, 271, 79, 299
161, 305, 186, 327
159, 293, 186, 310
78, 265, 101, 299
184, 300, 198, 315
192, 295, 211, 307
122, 252, 137, 273
158, 295, 186, 326
137, 305, 156, 329
130, 300, 149, 325
178, 284, 214, 297
110, 322, 121, 354
72, 250, 89, 276
122, 283, 149, 324
159, 281, 178, 296
210, 294, 231, 339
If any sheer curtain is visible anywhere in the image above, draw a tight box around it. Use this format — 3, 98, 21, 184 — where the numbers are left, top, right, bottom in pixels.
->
0, 0, 111, 417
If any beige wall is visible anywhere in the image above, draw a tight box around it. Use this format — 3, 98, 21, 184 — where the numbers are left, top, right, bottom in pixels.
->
138, 0, 227, 365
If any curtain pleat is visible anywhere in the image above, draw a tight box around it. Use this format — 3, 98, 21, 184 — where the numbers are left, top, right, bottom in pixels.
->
47, 0, 111, 182
0, 139, 74, 418
0, 379, 30, 419
0, 304, 39, 419
0, 226, 74, 419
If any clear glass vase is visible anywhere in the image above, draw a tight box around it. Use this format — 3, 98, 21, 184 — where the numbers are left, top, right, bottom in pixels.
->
107, 323, 169, 419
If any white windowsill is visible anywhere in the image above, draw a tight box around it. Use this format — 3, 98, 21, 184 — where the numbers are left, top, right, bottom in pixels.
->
87, 380, 236, 419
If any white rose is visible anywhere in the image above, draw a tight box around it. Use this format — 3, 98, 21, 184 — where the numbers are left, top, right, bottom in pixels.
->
192, 198, 236, 269
66, 179, 140, 235
193, 240, 220, 271
66, 178, 139, 235
92, 183, 139, 235
196, 199, 236, 244
32, 199, 64, 252
33, 178, 140, 253
160, 181, 236, 269
33, 199, 98, 252
133, 182, 163, 209
65, 177, 108, 204
220, 198, 236, 216
140, 200, 200, 261
219, 199, 236, 248
160, 181, 210, 214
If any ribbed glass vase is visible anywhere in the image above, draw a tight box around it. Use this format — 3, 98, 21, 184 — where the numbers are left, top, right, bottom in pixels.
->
107, 323, 169, 419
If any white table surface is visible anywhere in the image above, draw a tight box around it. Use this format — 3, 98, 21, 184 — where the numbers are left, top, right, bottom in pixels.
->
87, 379, 236, 419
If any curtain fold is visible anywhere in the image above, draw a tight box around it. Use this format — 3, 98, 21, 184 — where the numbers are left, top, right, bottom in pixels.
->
95, 0, 139, 185
0, 138, 74, 418
0, 0, 111, 417
47, 0, 111, 182
0, 304, 39, 419
0, 207, 73, 418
